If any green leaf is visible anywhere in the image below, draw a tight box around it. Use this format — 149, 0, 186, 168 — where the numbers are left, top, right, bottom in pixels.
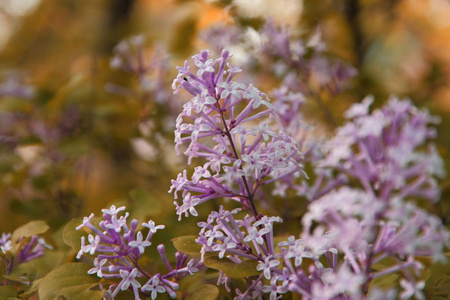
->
203, 254, 260, 278
5, 254, 39, 283
10, 250, 66, 281
19, 278, 42, 299
430, 275, 450, 297
129, 188, 162, 220
0, 286, 17, 298
186, 284, 219, 300
11, 221, 49, 243
63, 218, 85, 251
38, 263, 104, 300
3, 272, 31, 285
369, 273, 399, 292
10, 221, 49, 253
59, 137, 89, 157
172, 236, 202, 257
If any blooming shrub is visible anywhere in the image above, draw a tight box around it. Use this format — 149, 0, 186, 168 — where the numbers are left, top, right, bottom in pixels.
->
0, 6, 448, 300
166, 49, 449, 300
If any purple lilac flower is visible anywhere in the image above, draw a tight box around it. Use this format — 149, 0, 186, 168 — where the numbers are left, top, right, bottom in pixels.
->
170, 49, 304, 219
170, 36, 448, 299
18, 236, 51, 263
261, 277, 288, 300
77, 205, 200, 299
0, 72, 35, 149
107, 36, 177, 107
141, 275, 166, 299
197, 96, 447, 299
202, 207, 282, 259
200, 20, 356, 97
321, 96, 445, 201
199, 23, 241, 53
217, 270, 231, 292
273, 97, 449, 299
0, 232, 51, 271
0, 71, 34, 99
268, 86, 348, 200
259, 20, 356, 96
200, 20, 356, 201
197, 207, 289, 299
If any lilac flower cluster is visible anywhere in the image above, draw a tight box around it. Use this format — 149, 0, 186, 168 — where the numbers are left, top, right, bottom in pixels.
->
106, 36, 181, 163
268, 86, 348, 200
76, 205, 200, 300
107, 35, 176, 109
0, 72, 34, 149
197, 207, 281, 261
0, 70, 80, 157
196, 191, 447, 299
0, 231, 51, 290
321, 96, 445, 203
0, 232, 51, 264
197, 207, 287, 299
170, 49, 304, 219
258, 20, 356, 96
202, 20, 355, 200
276, 97, 448, 299
170, 50, 449, 299
201, 20, 356, 97
288, 96, 449, 298
0, 72, 34, 99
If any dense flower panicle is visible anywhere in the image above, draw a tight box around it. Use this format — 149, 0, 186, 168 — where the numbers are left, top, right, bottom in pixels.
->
0, 232, 51, 264
170, 48, 448, 299
300, 186, 447, 291
197, 207, 281, 261
190, 96, 448, 300
378, 197, 449, 259
197, 207, 385, 300
285, 97, 449, 299
321, 96, 445, 202
198, 207, 291, 299
170, 49, 304, 219
198, 20, 357, 201
77, 205, 200, 300
302, 187, 383, 253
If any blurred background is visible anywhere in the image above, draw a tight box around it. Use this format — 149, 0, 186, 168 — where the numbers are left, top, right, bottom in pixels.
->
0, 0, 449, 246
